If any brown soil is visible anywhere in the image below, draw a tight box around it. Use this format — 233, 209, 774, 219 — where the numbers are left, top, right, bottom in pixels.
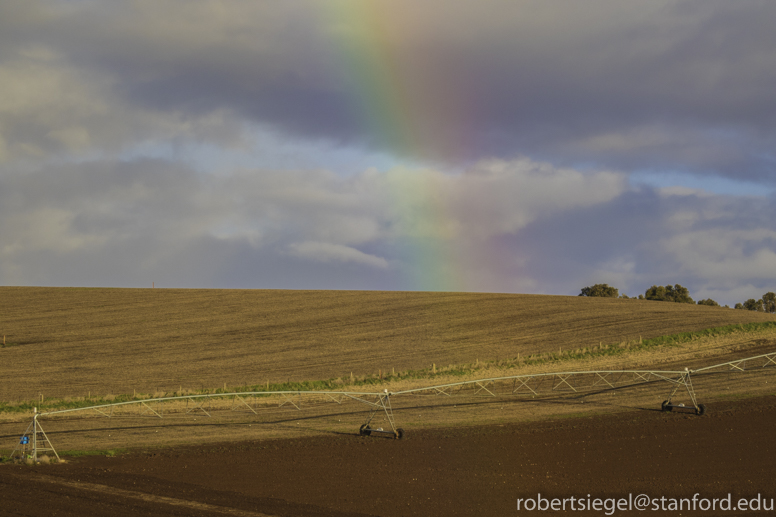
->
2, 287, 773, 402
2, 394, 776, 517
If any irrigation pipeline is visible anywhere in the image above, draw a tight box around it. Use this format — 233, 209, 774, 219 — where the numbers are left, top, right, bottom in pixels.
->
9, 350, 776, 462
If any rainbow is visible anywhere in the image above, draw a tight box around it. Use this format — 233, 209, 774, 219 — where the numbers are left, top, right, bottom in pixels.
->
319, 2, 478, 291
321, 1, 474, 161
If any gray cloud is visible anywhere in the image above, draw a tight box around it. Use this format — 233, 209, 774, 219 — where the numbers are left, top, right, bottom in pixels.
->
510, 187, 776, 305
1, 1, 775, 303
2, 0, 775, 180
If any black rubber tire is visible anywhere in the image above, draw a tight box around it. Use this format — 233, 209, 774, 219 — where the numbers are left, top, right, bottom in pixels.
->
359, 424, 371, 436
395, 428, 405, 440
696, 404, 706, 416
661, 400, 672, 412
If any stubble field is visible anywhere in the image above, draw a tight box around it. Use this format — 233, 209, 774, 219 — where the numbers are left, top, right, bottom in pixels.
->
1, 286, 774, 404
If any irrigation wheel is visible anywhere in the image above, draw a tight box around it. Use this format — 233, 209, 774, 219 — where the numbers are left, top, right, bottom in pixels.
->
661, 400, 672, 412
359, 424, 371, 436
696, 404, 707, 416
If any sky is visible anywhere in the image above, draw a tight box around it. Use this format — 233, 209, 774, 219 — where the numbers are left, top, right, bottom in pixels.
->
1, 0, 775, 306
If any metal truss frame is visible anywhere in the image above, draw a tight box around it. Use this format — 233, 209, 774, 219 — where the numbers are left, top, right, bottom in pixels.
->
393, 369, 686, 397
693, 351, 776, 373
8, 351, 776, 461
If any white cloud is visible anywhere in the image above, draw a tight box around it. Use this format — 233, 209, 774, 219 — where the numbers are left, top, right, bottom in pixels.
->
657, 186, 714, 198
288, 241, 389, 269
2, 208, 107, 254
0, 47, 246, 163
660, 228, 776, 283
380, 159, 625, 242
454, 159, 625, 236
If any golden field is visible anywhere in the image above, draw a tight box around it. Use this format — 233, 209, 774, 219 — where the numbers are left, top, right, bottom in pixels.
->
1, 286, 774, 403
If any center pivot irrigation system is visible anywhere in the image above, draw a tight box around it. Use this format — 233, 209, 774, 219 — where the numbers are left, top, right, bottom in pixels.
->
9, 350, 776, 462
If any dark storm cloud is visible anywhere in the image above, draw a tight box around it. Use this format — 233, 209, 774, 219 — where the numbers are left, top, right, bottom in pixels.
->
3, 0, 775, 180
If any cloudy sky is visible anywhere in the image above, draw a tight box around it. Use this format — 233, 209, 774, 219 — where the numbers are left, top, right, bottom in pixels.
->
1, 0, 775, 305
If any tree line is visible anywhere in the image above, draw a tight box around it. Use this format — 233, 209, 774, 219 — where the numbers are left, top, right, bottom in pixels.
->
579, 283, 776, 313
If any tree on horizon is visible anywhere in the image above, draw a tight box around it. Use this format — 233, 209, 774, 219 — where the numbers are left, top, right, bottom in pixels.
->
579, 284, 619, 298
736, 292, 775, 313
644, 284, 694, 304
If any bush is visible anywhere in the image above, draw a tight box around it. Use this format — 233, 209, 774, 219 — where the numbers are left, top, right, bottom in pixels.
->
697, 298, 720, 307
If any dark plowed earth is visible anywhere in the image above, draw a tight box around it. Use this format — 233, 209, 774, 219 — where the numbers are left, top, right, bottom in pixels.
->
3, 395, 776, 516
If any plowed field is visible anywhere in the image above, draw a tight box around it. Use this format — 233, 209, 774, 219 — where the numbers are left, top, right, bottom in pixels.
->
2, 394, 776, 516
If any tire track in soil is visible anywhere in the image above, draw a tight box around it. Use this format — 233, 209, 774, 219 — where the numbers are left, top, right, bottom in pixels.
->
1, 472, 277, 516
